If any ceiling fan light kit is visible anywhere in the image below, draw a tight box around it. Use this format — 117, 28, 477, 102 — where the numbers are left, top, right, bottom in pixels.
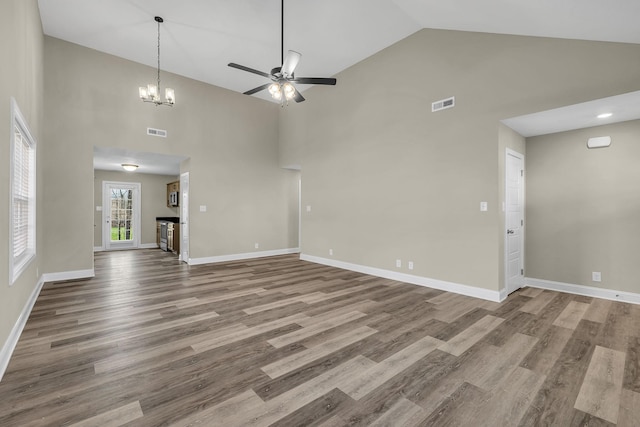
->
228, 0, 336, 105
139, 16, 175, 106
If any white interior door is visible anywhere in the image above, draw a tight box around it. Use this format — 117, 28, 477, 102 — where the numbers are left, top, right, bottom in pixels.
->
505, 149, 525, 294
103, 181, 141, 250
180, 172, 189, 263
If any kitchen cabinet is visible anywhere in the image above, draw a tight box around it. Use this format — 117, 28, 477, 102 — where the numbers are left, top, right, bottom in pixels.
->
156, 217, 180, 254
167, 181, 180, 207
168, 222, 180, 254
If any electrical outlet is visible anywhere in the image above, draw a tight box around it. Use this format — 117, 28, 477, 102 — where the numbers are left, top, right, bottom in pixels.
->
329, 249, 333, 256
408, 261, 414, 270
396, 259, 402, 268
199, 205, 207, 212
254, 243, 259, 249
592, 272, 601, 282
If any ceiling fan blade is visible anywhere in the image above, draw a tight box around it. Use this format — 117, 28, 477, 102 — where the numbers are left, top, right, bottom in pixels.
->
291, 77, 337, 85
293, 90, 305, 103
228, 63, 271, 78
243, 83, 271, 96
281, 50, 301, 77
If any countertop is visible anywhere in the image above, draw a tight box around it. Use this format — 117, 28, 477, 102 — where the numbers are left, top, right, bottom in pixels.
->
156, 217, 180, 223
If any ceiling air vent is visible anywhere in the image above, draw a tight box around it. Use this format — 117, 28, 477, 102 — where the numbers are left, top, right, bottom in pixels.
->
432, 96, 455, 112
147, 127, 167, 138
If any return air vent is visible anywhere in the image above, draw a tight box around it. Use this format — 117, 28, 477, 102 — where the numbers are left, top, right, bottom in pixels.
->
432, 96, 455, 112
147, 127, 167, 138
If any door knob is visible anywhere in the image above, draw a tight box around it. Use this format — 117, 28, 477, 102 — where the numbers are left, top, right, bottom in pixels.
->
507, 229, 515, 234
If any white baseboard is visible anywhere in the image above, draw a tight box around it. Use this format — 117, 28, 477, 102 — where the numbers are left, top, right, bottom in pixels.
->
94, 244, 158, 252
300, 254, 503, 302
139, 243, 159, 249
525, 277, 640, 305
0, 275, 46, 381
188, 248, 301, 266
42, 269, 95, 283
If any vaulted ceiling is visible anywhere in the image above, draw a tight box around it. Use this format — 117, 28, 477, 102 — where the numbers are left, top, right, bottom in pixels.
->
38, 0, 640, 100
39, 0, 640, 172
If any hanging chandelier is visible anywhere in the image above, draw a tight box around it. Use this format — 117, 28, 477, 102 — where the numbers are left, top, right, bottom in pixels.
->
139, 16, 175, 106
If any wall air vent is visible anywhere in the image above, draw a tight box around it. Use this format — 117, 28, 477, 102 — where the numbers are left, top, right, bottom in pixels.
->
147, 127, 167, 138
432, 96, 455, 112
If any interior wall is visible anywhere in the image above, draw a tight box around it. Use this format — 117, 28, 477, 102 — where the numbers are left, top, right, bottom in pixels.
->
93, 170, 179, 248
0, 0, 44, 372
526, 119, 640, 294
43, 36, 297, 273
280, 28, 640, 293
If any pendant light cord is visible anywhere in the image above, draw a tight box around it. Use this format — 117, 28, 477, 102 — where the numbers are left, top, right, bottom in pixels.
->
157, 18, 161, 91
281, 0, 284, 66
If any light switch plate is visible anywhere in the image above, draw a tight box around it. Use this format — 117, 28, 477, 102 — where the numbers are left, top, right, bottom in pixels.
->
480, 202, 488, 212
199, 205, 207, 212
96, 206, 102, 211
306, 205, 312, 212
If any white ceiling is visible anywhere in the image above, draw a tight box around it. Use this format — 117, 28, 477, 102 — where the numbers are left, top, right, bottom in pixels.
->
503, 91, 640, 138
39, 1, 640, 173
93, 146, 187, 175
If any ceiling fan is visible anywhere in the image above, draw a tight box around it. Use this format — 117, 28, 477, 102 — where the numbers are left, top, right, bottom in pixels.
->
228, 0, 337, 104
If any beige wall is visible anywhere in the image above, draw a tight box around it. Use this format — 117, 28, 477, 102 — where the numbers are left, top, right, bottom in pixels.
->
93, 170, 179, 247
526, 120, 640, 294
281, 28, 640, 292
0, 0, 43, 367
43, 36, 298, 272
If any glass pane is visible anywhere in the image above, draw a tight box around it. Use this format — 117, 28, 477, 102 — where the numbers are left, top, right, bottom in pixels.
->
110, 188, 134, 241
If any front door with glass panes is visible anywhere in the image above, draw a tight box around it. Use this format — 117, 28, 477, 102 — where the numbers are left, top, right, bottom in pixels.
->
102, 181, 141, 250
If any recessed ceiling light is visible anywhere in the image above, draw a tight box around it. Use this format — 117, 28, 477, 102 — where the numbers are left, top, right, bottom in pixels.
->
597, 113, 613, 119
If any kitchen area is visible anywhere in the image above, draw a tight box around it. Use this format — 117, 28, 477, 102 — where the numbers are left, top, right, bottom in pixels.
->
156, 180, 181, 254
93, 165, 186, 257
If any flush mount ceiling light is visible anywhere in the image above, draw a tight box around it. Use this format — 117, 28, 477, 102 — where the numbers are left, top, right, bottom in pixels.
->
122, 164, 139, 172
139, 16, 174, 106
597, 113, 613, 119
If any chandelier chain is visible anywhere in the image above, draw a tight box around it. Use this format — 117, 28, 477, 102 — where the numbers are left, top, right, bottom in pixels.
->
157, 19, 161, 91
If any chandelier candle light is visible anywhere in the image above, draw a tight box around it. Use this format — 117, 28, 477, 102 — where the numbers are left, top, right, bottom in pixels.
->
139, 16, 174, 106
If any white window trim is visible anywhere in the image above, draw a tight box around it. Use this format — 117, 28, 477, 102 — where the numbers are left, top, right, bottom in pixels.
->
9, 98, 37, 285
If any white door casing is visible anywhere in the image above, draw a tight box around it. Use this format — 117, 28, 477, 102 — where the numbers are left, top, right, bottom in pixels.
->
180, 172, 189, 263
505, 149, 525, 294
102, 181, 141, 251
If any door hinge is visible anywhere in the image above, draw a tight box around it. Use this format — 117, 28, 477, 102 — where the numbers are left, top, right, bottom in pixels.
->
521, 269, 524, 275
521, 170, 524, 177
521, 219, 524, 226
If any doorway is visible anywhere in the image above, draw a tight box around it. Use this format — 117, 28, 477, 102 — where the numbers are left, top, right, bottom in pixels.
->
180, 172, 189, 263
102, 181, 141, 250
505, 149, 525, 294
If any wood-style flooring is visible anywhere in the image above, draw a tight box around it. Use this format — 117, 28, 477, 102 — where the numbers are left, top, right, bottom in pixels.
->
1, 249, 639, 426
